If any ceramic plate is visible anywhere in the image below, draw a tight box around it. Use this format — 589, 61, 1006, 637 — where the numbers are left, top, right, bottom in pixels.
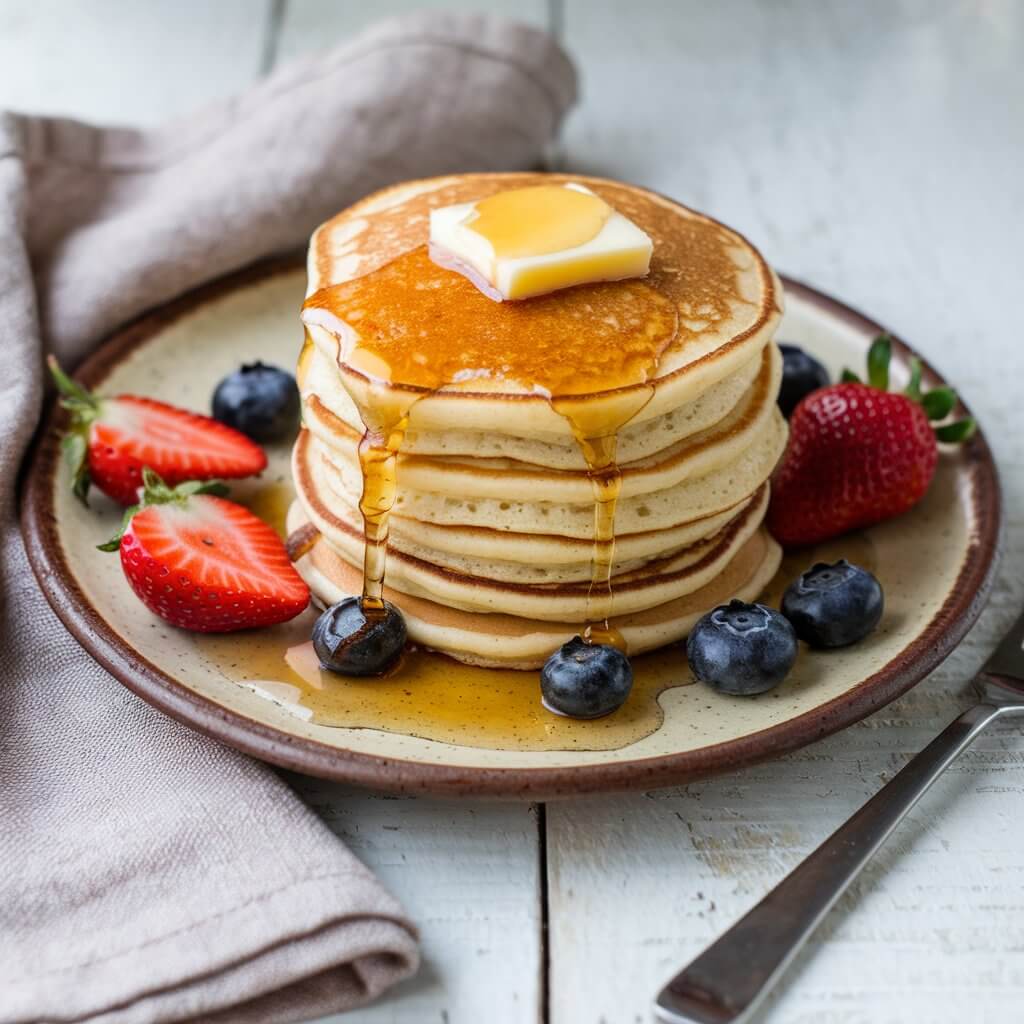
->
22, 260, 1001, 797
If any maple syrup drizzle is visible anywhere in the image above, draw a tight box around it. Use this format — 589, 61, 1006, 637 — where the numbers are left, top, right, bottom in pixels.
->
350, 388, 419, 612
551, 388, 655, 647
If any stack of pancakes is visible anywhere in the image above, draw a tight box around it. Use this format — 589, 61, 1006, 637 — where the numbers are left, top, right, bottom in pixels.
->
289, 173, 787, 669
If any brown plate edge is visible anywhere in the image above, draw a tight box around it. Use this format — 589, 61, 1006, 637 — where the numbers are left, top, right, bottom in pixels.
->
20, 261, 1004, 800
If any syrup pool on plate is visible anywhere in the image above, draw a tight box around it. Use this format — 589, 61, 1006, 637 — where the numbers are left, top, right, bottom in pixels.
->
197, 615, 694, 752
193, 504, 879, 753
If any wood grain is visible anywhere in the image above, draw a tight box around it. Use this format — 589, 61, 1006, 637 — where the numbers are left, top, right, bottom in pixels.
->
286, 777, 543, 1024
549, 1, 1024, 1020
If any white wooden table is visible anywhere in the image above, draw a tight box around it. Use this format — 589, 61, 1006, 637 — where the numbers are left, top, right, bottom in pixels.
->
6, 2, 1024, 1020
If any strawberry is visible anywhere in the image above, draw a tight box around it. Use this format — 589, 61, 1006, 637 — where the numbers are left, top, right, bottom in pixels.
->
49, 357, 267, 506
767, 336, 975, 547
99, 471, 309, 632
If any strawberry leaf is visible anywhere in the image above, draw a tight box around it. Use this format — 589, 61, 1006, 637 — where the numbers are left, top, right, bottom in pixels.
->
97, 504, 139, 552
904, 357, 923, 401
140, 467, 175, 504
175, 479, 231, 499
49, 357, 102, 504
61, 432, 91, 507
921, 387, 957, 421
935, 419, 977, 443
867, 335, 892, 391
840, 368, 862, 383
48, 356, 98, 410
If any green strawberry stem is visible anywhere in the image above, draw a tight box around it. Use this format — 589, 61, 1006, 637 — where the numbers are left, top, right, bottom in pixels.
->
98, 469, 229, 552
904, 357, 924, 401
47, 355, 99, 411
866, 334, 891, 390
48, 356, 100, 506
841, 334, 975, 443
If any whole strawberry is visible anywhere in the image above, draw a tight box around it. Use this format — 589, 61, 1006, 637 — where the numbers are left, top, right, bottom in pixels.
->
49, 357, 266, 506
100, 470, 309, 632
767, 336, 974, 547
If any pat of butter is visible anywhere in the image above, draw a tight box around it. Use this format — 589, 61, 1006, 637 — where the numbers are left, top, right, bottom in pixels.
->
428, 183, 653, 301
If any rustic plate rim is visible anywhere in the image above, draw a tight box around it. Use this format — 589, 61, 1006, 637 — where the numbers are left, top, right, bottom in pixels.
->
21, 258, 1003, 799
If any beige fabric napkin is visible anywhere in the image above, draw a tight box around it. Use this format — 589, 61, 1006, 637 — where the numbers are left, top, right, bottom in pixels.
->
0, 13, 575, 1024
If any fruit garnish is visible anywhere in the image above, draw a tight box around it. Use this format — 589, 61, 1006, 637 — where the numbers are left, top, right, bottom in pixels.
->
48, 357, 267, 507
540, 637, 633, 718
686, 600, 797, 695
782, 560, 883, 648
312, 597, 407, 676
767, 336, 976, 547
212, 361, 301, 443
778, 343, 830, 418
99, 469, 309, 633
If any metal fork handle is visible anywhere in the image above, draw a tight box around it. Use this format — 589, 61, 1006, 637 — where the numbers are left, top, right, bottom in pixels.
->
654, 698, 1013, 1024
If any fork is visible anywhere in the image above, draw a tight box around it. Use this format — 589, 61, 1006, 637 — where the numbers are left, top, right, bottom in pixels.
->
654, 608, 1024, 1024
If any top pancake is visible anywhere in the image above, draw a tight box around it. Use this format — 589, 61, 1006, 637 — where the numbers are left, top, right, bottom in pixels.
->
302, 173, 783, 437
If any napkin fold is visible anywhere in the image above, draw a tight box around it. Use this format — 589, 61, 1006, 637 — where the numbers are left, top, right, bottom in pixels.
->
0, 14, 575, 1023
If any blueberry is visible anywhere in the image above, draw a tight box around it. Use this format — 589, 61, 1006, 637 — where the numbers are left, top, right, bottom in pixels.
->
782, 560, 883, 648
312, 597, 407, 676
540, 637, 633, 718
687, 600, 797, 695
212, 361, 300, 442
778, 343, 830, 417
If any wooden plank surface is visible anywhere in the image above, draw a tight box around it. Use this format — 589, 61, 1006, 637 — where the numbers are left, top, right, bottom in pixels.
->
548, 1, 1024, 1020
0, 0, 273, 123
288, 777, 543, 1024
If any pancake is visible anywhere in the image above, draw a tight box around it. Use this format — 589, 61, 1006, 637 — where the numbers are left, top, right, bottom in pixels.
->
311, 496, 761, 586
293, 472, 769, 620
305, 470, 758, 567
288, 501, 783, 669
299, 341, 765, 469
301, 172, 783, 438
297, 412, 786, 539
304, 343, 781, 503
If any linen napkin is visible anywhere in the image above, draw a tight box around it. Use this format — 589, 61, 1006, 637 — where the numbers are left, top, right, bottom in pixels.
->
0, 13, 576, 1024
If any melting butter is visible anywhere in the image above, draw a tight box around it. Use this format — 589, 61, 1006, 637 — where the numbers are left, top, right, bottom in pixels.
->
428, 183, 653, 301
470, 185, 611, 259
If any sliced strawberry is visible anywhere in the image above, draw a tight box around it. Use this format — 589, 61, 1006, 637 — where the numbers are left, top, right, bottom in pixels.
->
767, 336, 975, 547
49, 357, 266, 506
100, 471, 309, 632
